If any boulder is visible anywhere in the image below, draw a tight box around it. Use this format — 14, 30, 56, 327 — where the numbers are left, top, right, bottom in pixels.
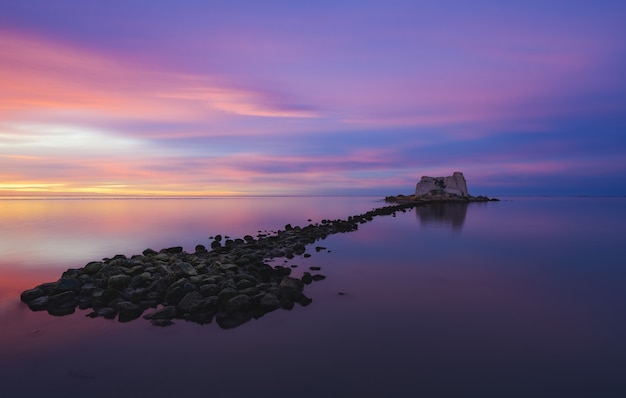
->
415, 171, 469, 197
117, 301, 143, 322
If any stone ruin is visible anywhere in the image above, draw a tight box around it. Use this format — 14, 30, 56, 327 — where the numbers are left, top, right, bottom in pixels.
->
415, 171, 469, 198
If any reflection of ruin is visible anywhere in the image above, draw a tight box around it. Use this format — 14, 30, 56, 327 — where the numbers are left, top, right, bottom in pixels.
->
416, 202, 468, 230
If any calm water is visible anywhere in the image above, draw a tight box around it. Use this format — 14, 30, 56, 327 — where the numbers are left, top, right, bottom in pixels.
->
1, 196, 625, 398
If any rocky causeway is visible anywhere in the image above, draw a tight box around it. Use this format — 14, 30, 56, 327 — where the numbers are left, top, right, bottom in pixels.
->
20, 173, 497, 329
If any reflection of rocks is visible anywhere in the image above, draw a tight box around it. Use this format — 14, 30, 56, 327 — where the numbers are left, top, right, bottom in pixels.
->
416, 202, 469, 230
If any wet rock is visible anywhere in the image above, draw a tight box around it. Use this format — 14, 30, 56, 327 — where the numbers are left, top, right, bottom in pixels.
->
47, 291, 77, 316
161, 246, 183, 254
20, 287, 46, 303
217, 287, 239, 304
142, 248, 158, 257
225, 294, 251, 313
54, 277, 81, 293
27, 296, 49, 311
278, 277, 304, 300
83, 261, 103, 274
259, 293, 281, 311
96, 307, 118, 319
117, 301, 143, 322
200, 284, 219, 297
151, 319, 174, 327
108, 274, 131, 290
216, 312, 251, 329
176, 291, 203, 314
143, 306, 177, 320
177, 262, 198, 277
301, 272, 313, 285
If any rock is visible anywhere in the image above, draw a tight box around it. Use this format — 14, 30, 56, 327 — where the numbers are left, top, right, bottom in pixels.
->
47, 291, 77, 316
415, 171, 469, 197
278, 277, 304, 300
131, 272, 153, 287
54, 277, 81, 293
107, 274, 132, 290
96, 307, 118, 319
216, 312, 251, 329
225, 294, 251, 313
200, 284, 219, 297
117, 301, 143, 322
217, 287, 239, 304
83, 261, 103, 274
258, 293, 281, 311
161, 246, 183, 254
143, 306, 177, 320
236, 279, 255, 290
154, 253, 170, 262
142, 248, 158, 257
27, 296, 49, 311
151, 319, 174, 327
301, 272, 313, 284
177, 262, 198, 276
176, 291, 203, 314
189, 297, 218, 315
23, 194, 497, 327
20, 287, 46, 303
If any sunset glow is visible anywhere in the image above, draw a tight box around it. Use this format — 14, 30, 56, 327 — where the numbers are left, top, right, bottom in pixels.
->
1, 1, 625, 196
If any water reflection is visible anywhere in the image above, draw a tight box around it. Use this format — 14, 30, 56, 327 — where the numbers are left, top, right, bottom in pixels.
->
415, 202, 469, 230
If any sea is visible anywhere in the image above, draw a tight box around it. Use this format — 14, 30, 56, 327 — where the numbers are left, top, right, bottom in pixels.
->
1, 196, 625, 398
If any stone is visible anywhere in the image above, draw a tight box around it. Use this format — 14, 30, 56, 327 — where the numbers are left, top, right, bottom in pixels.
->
97, 307, 118, 319
177, 262, 198, 276
151, 319, 174, 327
217, 287, 239, 304
20, 287, 46, 303
107, 274, 132, 290
258, 293, 281, 311
143, 306, 177, 320
54, 277, 81, 293
46, 291, 77, 316
161, 246, 183, 254
27, 296, 49, 311
301, 272, 313, 284
278, 277, 304, 300
225, 294, 251, 313
24, 196, 494, 327
83, 261, 103, 274
142, 248, 158, 257
117, 301, 143, 322
176, 291, 203, 314
415, 171, 469, 198
216, 312, 251, 329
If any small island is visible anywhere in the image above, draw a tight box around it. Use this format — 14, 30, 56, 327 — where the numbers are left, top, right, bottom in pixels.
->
385, 172, 498, 203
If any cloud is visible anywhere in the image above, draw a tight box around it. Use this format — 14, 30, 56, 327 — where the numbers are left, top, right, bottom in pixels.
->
0, 30, 319, 126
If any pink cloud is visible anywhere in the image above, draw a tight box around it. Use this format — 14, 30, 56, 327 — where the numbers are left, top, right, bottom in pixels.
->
0, 30, 318, 128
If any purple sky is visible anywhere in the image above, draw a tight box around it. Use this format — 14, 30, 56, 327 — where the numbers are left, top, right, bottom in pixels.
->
1, 0, 625, 196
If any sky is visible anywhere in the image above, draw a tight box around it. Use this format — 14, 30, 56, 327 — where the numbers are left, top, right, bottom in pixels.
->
1, 0, 625, 197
